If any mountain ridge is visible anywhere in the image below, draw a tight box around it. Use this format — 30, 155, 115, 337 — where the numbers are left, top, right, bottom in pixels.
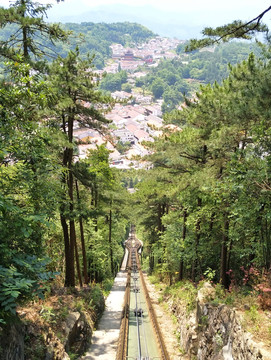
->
47, 4, 204, 39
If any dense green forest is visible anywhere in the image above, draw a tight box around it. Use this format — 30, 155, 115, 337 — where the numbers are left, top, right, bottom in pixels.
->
1, 0, 271, 332
0, 21, 155, 70
0, 0, 131, 323
134, 50, 271, 291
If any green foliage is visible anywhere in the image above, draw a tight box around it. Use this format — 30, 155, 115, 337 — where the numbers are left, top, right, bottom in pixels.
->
0, 0, 68, 65
136, 42, 258, 114
73, 145, 129, 281
116, 141, 132, 155
208, 284, 226, 306
0, 20, 155, 68
121, 82, 132, 93
185, 13, 268, 51
88, 285, 104, 312
0, 0, 131, 329
63, 21, 155, 49
243, 304, 263, 335
0, 56, 64, 322
40, 305, 57, 323
0, 255, 58, 322
151, 78, 165, 99
100, 70, 128, 92
163, 280, 197, 314
101, 278, 114, 297
204, 268, 216, 282
134, 40, 271, 297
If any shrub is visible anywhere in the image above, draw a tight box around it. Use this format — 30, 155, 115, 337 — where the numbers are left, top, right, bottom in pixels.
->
0, 254, 58, 323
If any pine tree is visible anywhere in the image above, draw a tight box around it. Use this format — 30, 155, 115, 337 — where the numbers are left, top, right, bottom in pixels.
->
0, 0, 68, 65
49, 49, 114, 286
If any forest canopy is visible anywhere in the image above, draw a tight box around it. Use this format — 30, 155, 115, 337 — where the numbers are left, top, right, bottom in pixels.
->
2, 0, 271, 331
0, 21, 155, 69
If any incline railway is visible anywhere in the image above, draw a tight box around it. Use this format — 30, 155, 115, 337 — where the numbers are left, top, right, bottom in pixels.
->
116, 225, 170, 360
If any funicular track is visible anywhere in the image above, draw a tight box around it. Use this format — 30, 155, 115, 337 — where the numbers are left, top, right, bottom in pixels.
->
116, 227, 170, 360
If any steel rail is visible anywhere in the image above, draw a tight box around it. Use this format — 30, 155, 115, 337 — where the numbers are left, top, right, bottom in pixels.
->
117, 228, 169, 360
131, 253, 150, 359
132, 266, 142, 359
137, 274, 149, 359
137, 252, 170, 360
116, 249, 131, 360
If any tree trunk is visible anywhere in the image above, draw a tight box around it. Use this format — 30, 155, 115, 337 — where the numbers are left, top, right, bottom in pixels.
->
149, 249, 154, 273
157, 203, 163, 264
192, 198, 202, 282
220, 217, 230, 288
179, 260, 184, 282
75, 179, 89, 284
61, 109, 76, 287
60, 213, 73, 287
265, 218, 271, 269
109, 207, 114, 275
178, 208, 187, 281
60, 150, 75, 287
74, 234, 82, 287
66, 146, 76, 286
94, 184, 98, 232
158, 203, 162, 233
20, 0, 30, 61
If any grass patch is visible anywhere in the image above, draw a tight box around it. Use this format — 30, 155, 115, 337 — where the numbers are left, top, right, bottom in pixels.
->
156, 278, 198, 314
101, 278, 114, 297
148, 272, 271, 349
17, 284, 106, 360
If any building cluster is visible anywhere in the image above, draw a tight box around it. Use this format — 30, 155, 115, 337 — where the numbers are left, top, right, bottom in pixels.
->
75, 103, 163, 169
105, 36, 183, 73
74, 36, 183, 169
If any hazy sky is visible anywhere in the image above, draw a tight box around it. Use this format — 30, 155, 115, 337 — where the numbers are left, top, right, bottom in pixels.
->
1, 0, 271, 31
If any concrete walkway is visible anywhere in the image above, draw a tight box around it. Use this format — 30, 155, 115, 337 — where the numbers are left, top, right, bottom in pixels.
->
81, 250, 128, 360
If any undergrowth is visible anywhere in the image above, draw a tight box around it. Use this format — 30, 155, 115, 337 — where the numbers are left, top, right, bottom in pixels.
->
17, 284, 106, 360
149, 274, 198, 313
148, 271, 271, 347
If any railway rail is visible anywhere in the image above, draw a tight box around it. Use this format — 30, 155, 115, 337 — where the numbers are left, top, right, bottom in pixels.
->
116, 226, 170, 360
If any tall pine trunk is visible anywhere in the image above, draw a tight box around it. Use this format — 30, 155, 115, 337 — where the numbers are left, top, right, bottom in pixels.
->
60, 147, 75, 287
192, 198, 202, 282
157, 203, 163, 265
74, 234, 83, 287
75, 179, 89, 284
61, 110, 76, 287
61, 212, 74, 287
220, 216, 230, 288
109, 207, 114, 275
178, 208, 187, 281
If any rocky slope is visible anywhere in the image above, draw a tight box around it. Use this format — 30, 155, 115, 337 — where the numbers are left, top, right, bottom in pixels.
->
168, 282, 271, 359
0, 286, 105, 360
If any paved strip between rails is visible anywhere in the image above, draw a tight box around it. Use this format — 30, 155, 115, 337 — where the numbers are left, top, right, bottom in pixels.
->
127, 270, 160, 359
81, 249, 129, 360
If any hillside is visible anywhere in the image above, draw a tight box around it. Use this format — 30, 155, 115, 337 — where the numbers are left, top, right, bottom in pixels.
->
47, 4, 204, 39
0, 22, 155, 69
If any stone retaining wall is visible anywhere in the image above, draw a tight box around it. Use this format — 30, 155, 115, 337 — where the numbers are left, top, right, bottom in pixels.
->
168, 283, 271, 360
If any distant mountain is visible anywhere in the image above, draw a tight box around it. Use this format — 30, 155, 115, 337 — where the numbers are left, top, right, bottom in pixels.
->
48, 4, 204, 39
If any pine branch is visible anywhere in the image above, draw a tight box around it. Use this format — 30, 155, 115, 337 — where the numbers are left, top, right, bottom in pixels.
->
186, 6, 271, 52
